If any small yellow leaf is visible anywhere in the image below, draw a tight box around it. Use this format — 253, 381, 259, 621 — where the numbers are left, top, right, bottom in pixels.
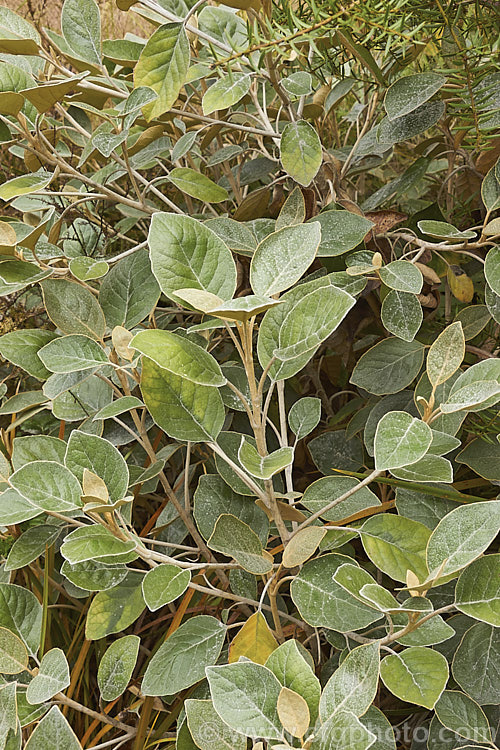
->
447, 267, 474, 303
256, 499, 306, 523
228, 611, 278, 664
277, 686, 310, 739
112, 326, 134, 361
283, 527, 326, 568
0, 221, 17, 257
406, 570, 421, 597
82, 469, 108, 503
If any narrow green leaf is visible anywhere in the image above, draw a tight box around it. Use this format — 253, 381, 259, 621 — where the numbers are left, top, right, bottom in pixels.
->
98, 635, 140, 702
60, 526, 137, 564
0, 172, 52, 201
427, 322, 465, 388
168, 168, 229, 203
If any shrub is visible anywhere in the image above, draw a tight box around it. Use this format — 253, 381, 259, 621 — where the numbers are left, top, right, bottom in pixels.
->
0, 0, 499, 747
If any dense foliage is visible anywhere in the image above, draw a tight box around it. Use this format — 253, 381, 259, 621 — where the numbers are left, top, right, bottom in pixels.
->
0, 0, 499, 747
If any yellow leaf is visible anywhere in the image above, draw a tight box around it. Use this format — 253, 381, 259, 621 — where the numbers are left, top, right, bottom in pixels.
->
256, 498, 306, 523
277, 686, 310, 739
0, 92, 24, 117
228, 611, 278, 664
447, 267, 474, 303
82, 469, 108, 503
0, 221, 17, 257
283, 527, 326, 568
112, 326, 134, 361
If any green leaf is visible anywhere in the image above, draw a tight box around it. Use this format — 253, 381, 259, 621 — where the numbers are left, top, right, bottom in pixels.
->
208, 514, 273, 574
0, 390, 47, 416
140, 357, 225, 442
435, 690, 492, 745
381, 290, 423, 341
360, 706, 396, 750
41, 279, 106, 341
133, 23, 189, 121
427, 500, 500, 578
484, 246, 500, 296
281, 72, 313, 97
288, 397, 321, 440
290, 554, 382, 631
99, 249, 160, 329
309, 709, 376, 750
428, 430, 461, 455
52, 374, 112, 422
390, 454, 453, 483
301, 475, 380, 522
202, 73, 251, 115
206, 661, 283, 740
0, 6, 40, 52
0, 583, 42, 653
312, 210, 373, 257
378, 260, 423, 293
272, 285, 355, 361
185, 699, 247, 750
350, 338, 425, 395
26, 648, 70, 704
5, 525, 61, 571
427, 322, 465, 388
168, 168, 229, 203
61, 559, 127, 592
0, 626, 28, 674
265, 640, 321, 725
38, 334, 108, 373
238, 438, 293, 480
452, 622, 500, 705
204, 217, 256, 255
93, 396, 144, 421
280, 120, 322, 186
0, 682, 17, 736
250, 222, 321, 297
0, 260, 50, 290
214, 432, 266, 496
361, 514, 431, 583
276, 187, 306, 231
0, 329, 56, 380
148, 213, 236, 306
333, 563, 399, 611
131, 329, 225, 386
193, 474, 269, 544
258, 280, 355, 381
308, 430, 364, 474
60, 526, 137, 564
417, 220, 476, 241
65, 430, 129, 502
11, 436, 64, 471
142, 564, 191, 611
69, 257, 108, 282
455, 554, 500, 626
97, 635, 140, 702
10, 461, 82, 513
320, 642, 380, 720
441, 381, 500, 412
385, 73, 446, 120
481, 165, 500, 212
374, 411, 432, 470
380, 647, 448, 709
377, 100, 445, 145
204, 295, 281, 322
61, 0, 101, 65
454, 305, 490, 341
448, 359, 500, 413
0, 172, 52, 201
85, 572, 145, 640
24, 706, 81, 750
142, 615, 226, 696
0, 489, 41, 525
